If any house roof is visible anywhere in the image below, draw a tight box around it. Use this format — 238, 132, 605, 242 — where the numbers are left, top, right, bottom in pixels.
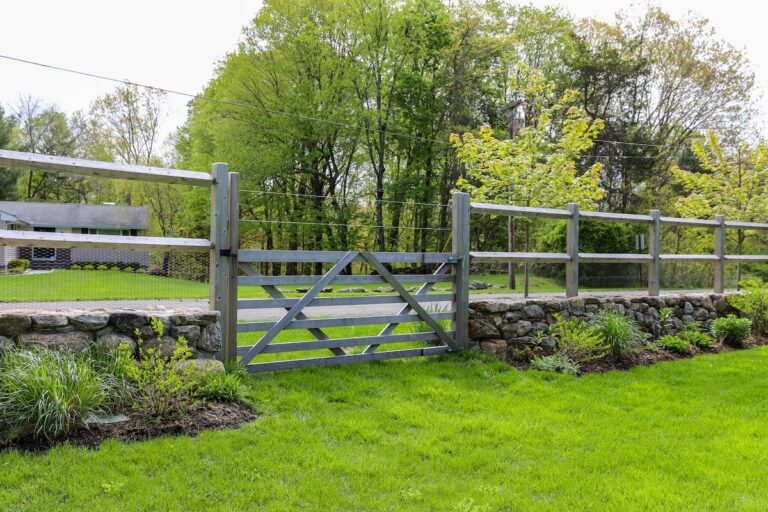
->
0, 201, 149, 230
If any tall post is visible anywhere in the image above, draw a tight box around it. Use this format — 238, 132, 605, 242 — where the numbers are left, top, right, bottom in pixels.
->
210, 163, 230, 361
648, 209, 661, 296
714, 214, 725, 294
452, 192, 470, 349
565, 203, 579, 298
224, 172, 240, 361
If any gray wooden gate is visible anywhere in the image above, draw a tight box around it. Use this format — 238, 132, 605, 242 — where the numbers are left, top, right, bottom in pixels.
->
234, 250, 466, 372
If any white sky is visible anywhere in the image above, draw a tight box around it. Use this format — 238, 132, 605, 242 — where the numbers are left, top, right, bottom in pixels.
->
0, 0, 765, 147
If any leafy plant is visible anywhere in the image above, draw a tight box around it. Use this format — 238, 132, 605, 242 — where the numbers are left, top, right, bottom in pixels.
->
529, 353, 580, 375
7, 258, 29, 273
119, 318, 203, 418
657, 335, 692, 354
83, 264, 95, 271
70, 264, 82, 270
728, 280, 768, 334
711, 315, 752, 347
109, 266, 121, 271
595, 309, 643, 360
677, 322, 715, 348
0, 350, 120, 444
548, 314, 608, 363
201, 373, 253, 408
656, 307, 673, 339
97, 264, 109, 271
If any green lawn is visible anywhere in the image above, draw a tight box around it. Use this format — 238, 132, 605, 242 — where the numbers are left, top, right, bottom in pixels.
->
2, 348, 768, 510
0, 269, 644, 302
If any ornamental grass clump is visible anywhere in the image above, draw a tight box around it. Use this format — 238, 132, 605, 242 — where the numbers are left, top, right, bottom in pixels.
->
0, 350, 121, 445
595, 309, 643, 360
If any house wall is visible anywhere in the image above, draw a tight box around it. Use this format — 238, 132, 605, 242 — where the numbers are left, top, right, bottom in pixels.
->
0, 221, 18, 268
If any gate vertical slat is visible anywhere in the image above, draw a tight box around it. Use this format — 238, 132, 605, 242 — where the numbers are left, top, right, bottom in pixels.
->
452, 192, 470, 348
224, 171, 240, 361
210, 162, 230, 360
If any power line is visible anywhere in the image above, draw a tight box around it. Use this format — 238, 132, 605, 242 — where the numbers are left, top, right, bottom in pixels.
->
240, 189, 451, 208
240, 219, 451, 231
0, 53, 699, 154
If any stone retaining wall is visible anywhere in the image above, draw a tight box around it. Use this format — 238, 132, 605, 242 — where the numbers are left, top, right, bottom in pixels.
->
469, 294, 739, 361
0, 308, 221, 359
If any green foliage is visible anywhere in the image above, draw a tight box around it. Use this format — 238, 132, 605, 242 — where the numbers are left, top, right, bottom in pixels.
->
7, 259, 29, 273
529, 353, 580, 375
0, 350, 120, 444
657, 307, 673, 338
728, 280, 768, 334
548, 314, 608, 362
110, 266, 121, 271
97, 264, 109, 271
201, 373, 253, 408
119, 319, 203, 418
678, 323, 715, 348
122, 267, 134, 273
70, 264, 82, 270
657, 335, 692, 354
711, 315, 752, 347
82, 264, 95, 271
595, 309, 643, 360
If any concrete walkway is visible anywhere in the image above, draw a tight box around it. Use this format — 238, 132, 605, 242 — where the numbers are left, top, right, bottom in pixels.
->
0, 289, 719, 321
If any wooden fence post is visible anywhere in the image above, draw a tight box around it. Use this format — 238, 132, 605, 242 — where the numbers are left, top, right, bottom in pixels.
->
210, 162, 231, 361
224, 172, 240, 361
565, 203, 579, 297
714, 214, 725, 294
648, 209, 661, 296
452, 192, 470, 349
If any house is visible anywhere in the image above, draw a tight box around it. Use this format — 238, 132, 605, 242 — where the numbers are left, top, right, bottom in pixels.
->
0, 201, 150, 269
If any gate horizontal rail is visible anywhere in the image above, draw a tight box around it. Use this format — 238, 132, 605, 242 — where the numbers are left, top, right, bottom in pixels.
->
238, 293, 454, 310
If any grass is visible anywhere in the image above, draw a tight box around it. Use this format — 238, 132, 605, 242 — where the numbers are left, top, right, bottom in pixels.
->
0, 269, 647, 303
2, 348, 768, 510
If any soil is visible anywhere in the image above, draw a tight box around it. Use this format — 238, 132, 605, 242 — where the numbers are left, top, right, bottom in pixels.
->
513, 335, 768, 374
6, 401, 257, 453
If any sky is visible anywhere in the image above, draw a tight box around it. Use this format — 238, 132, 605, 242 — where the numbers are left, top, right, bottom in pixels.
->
0, 0, 766, 148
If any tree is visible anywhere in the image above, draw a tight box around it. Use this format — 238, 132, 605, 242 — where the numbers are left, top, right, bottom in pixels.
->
0, 104, 19, 200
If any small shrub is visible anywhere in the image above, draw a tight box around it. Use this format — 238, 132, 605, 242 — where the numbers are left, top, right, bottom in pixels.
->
201, 373, 253, 407
529, 354, 580, 375
97, 264, 109, 271
728, 279, 768, 334
656, 307, 673, 339
122, 267, 134, 273
712, 315, 752, 347
119, 318, 203, 418
136, 268, 147, 274
658, 335, 692, 354
0, 350, 120, 444
678, 323, 715, 348
82, 264, 95, 271
595, 309, 643, 360
549, 314, 608, 363
109, 266, 121, 271
70, 264, 82, 270
7, 258, 30, 273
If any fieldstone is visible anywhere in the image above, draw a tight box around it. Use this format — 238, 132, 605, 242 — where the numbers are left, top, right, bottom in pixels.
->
713, 296, 729, 314
693, 308, 709, 321
0, 335, 15, 351
96, 332, 137, 354
69, 313, 110, 331
197, 322, 222, 352
585, 304, 599, 313
638, 303, 649, 313
142, 335, 178, 358
0, 313, 31, 336
523, 305, 545, 320
194, 311, 220, 323
20, 331, 93, 352
373, 287, 394, 293
111, 311, 150, 333
683, 302, 694, 315
647, 307, 659, 319
516, 320, 533, 336
172, 324, 202, 344
296, 288, 310, 293
689, 296, 704, 307
507, 302, 525, 312
468, 318, 499, 340
584, 297, 600, 305
682, 315, 694, 323
500, 323, 518, 339
570, 298, 586, 315
175, 358, 225, 375
338, 287, 367, 293
468, 281, 491, 290
531, 322, 548, 335
504, 311, 523, 323
31, 313, 69, 330
472, 300, 511, 314
702, 296, 715, 312
479, 339, 507, 359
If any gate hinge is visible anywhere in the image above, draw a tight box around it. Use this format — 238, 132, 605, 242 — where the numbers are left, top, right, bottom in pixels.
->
220, 248, 233, 257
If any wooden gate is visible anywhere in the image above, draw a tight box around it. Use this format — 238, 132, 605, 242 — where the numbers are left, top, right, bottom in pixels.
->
234, 250, 465, 372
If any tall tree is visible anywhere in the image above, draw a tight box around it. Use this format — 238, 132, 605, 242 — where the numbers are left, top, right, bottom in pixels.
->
0, 104, 19, 200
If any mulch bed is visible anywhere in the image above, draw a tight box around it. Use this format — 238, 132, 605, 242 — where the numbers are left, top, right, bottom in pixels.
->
514, 335, 768, 374
6, 401, 257, 453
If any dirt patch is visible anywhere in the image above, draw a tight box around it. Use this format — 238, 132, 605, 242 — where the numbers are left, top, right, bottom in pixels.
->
514, 335, 768, 374
6, 401, 257, 453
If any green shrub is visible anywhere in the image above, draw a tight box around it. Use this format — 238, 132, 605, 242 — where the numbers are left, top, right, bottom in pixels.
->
678, 323, 715, 348
548, 314, 608, 363
70, 264, 82, 270
711, 315, 752, 347
97, 264, 109, 271
656, 307, 673, 339
136, 268, 147, 274
529, 354, 580, 375
201, 373, 253, 407
595, 309, 643, 360
658, 335, 692, 354
0, 350, 120, 444
82, 264, 95, 271
728, 279, 768, 334
119, 317, 203, 418
7, 258, 29, 273
109, 266, 121, 271
122, 267, 134, 273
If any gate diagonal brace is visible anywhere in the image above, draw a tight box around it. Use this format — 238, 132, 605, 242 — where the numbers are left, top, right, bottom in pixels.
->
238, 250, 359, 365
239, 263, 347, 357
359, 252, 457, 351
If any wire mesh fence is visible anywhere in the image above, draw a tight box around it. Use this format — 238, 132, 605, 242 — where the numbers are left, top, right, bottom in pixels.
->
0, 248, 209, 311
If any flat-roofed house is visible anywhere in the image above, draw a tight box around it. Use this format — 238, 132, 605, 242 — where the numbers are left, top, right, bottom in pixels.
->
0, 201, 150, 269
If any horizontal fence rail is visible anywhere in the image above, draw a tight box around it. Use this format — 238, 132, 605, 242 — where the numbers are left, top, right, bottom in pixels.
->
0, 230, 211, 252
462, 194, 768, 297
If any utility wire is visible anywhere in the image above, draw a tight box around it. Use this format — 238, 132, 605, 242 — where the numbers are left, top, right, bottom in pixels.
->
0, 53, 701, 154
